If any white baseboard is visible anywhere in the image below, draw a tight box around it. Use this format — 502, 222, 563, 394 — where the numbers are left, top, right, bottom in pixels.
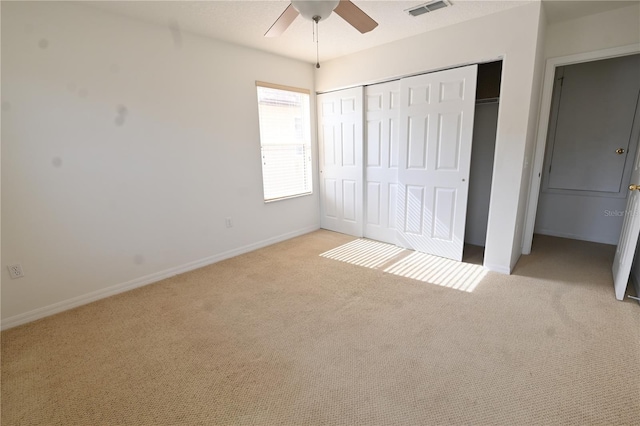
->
483, 262, 511, 275
1, 225, 320, 331
534, 229, 618, 245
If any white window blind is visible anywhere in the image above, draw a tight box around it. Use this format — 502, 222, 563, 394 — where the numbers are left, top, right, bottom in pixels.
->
256, 83, 312, 202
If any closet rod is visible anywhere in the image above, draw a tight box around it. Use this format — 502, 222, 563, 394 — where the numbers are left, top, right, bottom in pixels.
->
476, 97, 499, 105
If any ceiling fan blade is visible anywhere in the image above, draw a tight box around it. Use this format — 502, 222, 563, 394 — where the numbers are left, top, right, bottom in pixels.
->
334, 0, 378, 34
265, 4, 299, 37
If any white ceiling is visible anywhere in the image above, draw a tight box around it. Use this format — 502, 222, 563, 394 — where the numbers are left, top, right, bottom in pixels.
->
88, 0, 638, 65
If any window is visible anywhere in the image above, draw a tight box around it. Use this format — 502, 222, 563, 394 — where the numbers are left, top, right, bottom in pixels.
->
256, 82, 312, 202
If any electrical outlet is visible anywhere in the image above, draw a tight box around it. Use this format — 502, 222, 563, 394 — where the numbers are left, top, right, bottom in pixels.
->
8, 264, 24, 279
225, 217, 233, 228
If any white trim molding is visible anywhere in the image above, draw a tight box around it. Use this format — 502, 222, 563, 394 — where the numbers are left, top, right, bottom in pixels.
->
522, 43, 640, 255
534, 228, 619, 246
1, 225, 320, 330
483, 262, 512, 275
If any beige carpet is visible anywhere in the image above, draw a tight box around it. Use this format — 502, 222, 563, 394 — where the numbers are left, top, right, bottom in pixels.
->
2, 230, 639, 425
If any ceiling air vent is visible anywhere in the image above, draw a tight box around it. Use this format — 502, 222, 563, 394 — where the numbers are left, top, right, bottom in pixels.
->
405, 0, 452, 17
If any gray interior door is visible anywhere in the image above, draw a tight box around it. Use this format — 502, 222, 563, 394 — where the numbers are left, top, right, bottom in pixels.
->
545, 54, 640, 194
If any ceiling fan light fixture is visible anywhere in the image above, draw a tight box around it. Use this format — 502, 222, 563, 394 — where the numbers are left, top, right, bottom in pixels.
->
291, 0, 340, 21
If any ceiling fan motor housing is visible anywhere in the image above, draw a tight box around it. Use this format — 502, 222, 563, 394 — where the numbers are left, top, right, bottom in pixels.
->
291, 0, 340, 21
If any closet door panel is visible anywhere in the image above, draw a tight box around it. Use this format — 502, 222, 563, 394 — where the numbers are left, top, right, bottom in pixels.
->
318, 87, 364, 236
397, 65, 478, 261
364, 81, 401, 244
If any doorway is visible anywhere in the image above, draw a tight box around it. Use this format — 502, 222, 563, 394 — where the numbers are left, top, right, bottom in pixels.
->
534, 54, 640, 245
524, 46, 640, 300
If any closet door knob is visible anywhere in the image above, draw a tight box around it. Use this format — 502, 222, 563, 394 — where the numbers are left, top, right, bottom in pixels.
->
616, 148, 626, 154
629, 184, 640, 191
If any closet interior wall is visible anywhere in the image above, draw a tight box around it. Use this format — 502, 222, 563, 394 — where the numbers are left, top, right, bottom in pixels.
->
465, 61, 502, 248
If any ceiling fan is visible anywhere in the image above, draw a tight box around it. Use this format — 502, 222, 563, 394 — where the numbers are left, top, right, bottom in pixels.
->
265, 0, 379, 37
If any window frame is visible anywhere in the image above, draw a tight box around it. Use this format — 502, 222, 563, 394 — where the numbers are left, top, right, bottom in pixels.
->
256, 81, 313, 203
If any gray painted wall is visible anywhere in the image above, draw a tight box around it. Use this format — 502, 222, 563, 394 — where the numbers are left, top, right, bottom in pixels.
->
535, 195, 627, 245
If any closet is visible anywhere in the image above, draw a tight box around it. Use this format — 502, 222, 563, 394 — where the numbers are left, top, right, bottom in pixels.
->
318, 61, 501, 262
465, 62, 501, 248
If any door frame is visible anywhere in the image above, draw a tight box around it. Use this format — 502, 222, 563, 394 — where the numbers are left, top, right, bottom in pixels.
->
522, 43, 640, 255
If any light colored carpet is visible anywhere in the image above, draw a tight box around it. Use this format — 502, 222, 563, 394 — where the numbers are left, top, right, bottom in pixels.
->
2, 230, 639, 425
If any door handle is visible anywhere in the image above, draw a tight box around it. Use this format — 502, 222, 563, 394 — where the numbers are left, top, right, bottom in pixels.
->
629, 184, 640, 191
616, 148, 626, 154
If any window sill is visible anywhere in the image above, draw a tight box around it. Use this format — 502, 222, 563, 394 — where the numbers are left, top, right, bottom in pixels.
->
264, 192, 313, 203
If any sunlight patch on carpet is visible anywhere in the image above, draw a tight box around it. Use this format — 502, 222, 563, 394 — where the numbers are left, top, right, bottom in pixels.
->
321, 239, 487, 292
319, 239, 405, 269
384, 251, 487, 292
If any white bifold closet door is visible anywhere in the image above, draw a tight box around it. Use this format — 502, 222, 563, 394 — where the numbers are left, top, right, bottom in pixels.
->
318, 87, 364, 236
396, 65, 478, 261
364, 81, 401, 245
